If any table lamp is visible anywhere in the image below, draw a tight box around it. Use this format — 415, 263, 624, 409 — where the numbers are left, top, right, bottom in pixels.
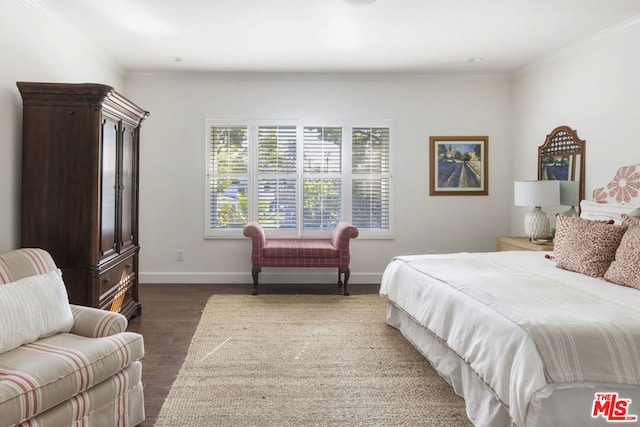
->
514, 180, 560, 240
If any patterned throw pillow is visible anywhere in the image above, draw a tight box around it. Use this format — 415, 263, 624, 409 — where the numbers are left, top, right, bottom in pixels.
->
622, 213, 640, 228
554, 215, 627, 277
604, 215, 640, 288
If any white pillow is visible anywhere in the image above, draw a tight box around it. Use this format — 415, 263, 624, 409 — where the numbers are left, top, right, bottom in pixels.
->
580, 200, 640, 224
0, 269, 73, 353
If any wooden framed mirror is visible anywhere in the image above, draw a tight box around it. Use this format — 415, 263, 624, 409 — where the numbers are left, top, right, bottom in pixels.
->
538, 126, 586, 208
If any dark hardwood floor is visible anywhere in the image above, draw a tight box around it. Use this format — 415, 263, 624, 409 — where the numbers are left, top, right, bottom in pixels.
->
126, 282, 379, 426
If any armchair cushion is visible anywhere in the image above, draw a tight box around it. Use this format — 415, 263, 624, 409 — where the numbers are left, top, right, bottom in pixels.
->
0, 331, 144, 426
0, 269, 73, 353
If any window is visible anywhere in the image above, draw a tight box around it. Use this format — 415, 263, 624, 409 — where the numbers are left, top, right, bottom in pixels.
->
206, 119, 392, 238
303, 126, 342, 231
352, 127, 391, 230
257, 125, 298, 230
207, 125, 249, 230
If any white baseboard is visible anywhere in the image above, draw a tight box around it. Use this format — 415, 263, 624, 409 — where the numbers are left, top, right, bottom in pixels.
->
139, 271, 382, 285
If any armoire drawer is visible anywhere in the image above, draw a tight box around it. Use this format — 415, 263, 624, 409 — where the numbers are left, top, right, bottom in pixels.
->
98, 257, 136, 312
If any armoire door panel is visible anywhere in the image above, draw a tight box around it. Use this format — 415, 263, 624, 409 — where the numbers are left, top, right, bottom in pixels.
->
120, 123, 137, 251
100, 116, 119, 259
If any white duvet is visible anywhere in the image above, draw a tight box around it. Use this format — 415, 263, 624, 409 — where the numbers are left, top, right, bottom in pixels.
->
380, 251, 640, 426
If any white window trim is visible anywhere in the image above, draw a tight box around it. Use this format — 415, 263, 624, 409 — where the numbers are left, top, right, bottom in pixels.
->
204, 118, 394, 239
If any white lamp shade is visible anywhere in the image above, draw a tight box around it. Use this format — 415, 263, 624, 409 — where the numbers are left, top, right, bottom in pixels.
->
514, 180, 560, 207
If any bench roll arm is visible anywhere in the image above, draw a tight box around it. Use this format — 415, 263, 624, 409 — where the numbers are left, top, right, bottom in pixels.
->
243, 221, 266, 266
331, 222, 359, 267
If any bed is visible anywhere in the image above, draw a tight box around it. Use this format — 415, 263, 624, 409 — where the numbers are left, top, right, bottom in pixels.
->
380, 164, 640, 426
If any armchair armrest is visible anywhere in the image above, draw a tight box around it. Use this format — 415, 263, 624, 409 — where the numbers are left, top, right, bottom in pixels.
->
69, 304, 128, 338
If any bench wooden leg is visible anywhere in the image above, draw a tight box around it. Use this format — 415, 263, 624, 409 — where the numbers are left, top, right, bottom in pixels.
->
338, 267, 350, 296
251, 266, 261, 295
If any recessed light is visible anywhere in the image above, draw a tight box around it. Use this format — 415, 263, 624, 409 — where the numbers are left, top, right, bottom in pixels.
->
168, 56, 183, 63
467, 57, 484, 63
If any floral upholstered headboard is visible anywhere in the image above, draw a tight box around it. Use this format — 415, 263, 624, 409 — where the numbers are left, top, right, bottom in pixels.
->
593, 164, 640, 204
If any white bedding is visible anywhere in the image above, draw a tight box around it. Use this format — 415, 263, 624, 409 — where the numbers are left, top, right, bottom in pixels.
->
380, 251, 640, 426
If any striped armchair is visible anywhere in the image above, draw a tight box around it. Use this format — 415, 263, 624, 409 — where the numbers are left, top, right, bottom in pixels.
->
0, 248, 145, 426
243, 222, 359, 296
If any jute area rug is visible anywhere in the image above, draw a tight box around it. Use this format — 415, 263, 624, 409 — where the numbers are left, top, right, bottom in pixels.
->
154, 294, 471, 426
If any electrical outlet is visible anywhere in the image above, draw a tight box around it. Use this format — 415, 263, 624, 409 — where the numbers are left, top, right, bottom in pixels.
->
177, 250, 184, 261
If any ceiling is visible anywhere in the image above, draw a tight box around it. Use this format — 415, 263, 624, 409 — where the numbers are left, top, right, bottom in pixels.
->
33, 0, 640, 74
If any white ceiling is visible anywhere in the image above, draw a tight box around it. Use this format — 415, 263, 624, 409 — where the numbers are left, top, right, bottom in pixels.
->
33, 0, 640, 74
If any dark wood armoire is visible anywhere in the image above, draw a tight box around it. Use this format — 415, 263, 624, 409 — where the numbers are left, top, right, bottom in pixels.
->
18, 82, 149, 319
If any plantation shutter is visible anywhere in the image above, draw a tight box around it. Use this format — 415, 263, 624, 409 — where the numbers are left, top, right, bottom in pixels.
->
351, 127, 390, 230
208, 125, 249, 230
302, 126, 342, 231
257, 125, 298, 229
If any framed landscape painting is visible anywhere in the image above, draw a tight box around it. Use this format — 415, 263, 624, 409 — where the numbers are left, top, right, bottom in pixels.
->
429, 136, 488, 196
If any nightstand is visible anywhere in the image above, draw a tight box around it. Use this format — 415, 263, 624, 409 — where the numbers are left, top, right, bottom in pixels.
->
496, 236, 553, 252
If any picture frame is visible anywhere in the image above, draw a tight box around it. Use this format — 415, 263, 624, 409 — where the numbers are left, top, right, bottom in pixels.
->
429, 136, 489, 196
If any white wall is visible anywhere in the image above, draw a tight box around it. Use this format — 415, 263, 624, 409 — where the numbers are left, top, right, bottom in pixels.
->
511, 20, 640, 235
125, 72, 513, 284
0, 1, 124, 251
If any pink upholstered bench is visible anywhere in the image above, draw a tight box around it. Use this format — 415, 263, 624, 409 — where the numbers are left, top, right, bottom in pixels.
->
242, 222, 359, 296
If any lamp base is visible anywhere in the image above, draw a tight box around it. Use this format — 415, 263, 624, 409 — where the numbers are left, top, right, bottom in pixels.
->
524, 207, 550, 240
